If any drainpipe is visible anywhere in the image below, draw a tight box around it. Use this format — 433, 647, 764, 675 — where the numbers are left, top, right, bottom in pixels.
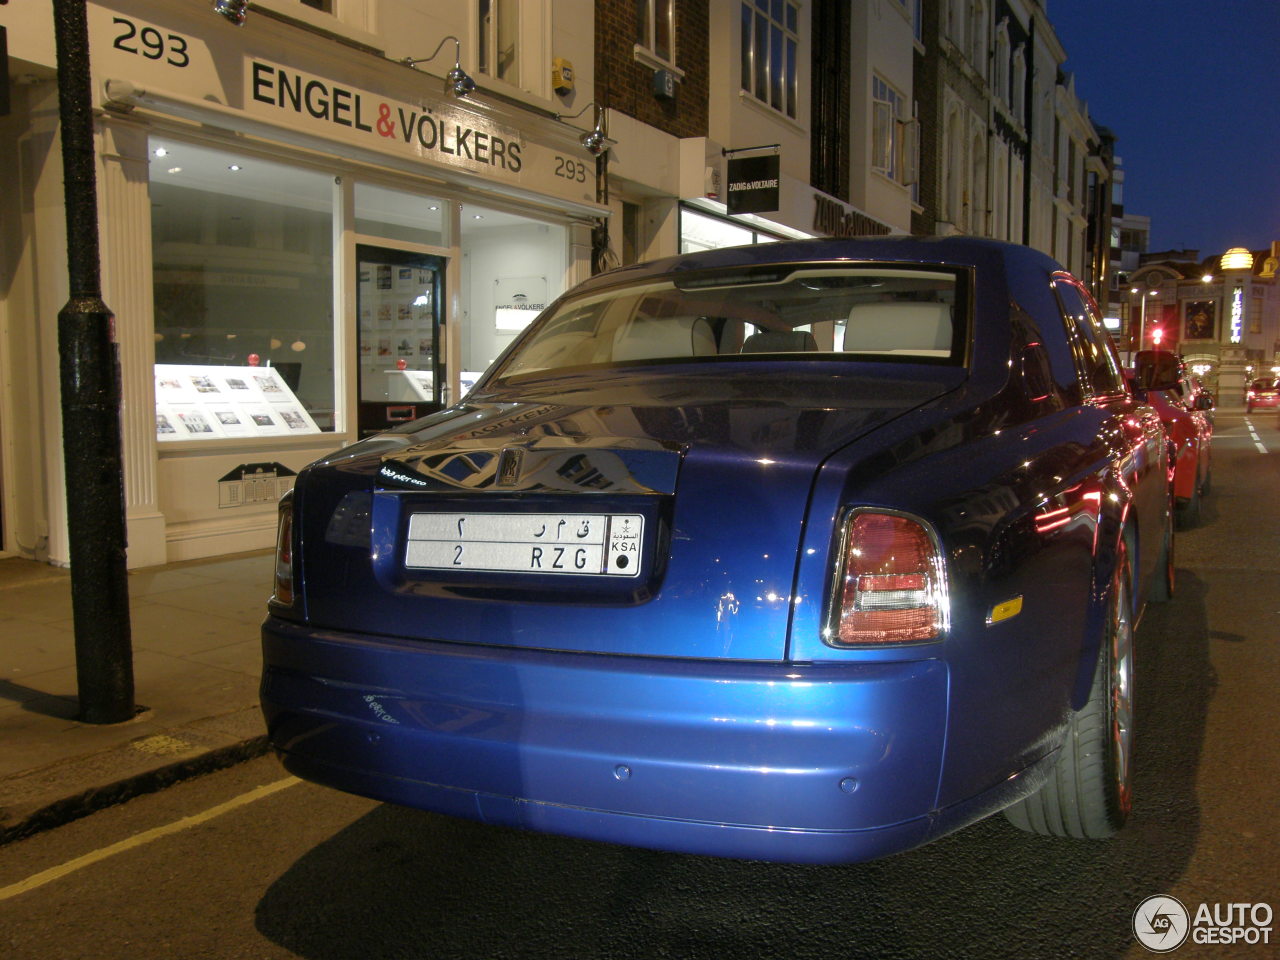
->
53, 0, 135, 724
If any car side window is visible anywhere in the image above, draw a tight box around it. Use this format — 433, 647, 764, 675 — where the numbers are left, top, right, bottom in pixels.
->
1055, 279, 1125, 397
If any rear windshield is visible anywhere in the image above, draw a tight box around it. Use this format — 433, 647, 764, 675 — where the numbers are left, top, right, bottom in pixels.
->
490, 265, 966, 381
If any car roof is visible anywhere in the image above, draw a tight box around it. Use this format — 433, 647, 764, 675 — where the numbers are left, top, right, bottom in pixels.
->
572, 236, 1065, 296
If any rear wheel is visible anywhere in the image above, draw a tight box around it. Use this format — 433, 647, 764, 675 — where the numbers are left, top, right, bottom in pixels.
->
1004, 541, 1133, 837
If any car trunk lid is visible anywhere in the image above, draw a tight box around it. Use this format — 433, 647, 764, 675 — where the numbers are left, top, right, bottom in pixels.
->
299, 367, 960, 661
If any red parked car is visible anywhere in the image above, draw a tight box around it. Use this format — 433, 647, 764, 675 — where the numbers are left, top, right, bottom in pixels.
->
1130, 351, 1214, 528
1245, 378, 1280, 413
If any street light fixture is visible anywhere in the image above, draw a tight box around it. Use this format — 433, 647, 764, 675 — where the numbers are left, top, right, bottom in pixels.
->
401, 36, 477, 97
211, 0, 248, 25
556, 101, 612, 156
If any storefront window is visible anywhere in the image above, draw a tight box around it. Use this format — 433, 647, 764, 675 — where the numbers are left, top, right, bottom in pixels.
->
459, 205, 567, 388
681, 209, 754, 253
151, 140, 336, 440
680, 206, 810, 253
355, 183, 446, 247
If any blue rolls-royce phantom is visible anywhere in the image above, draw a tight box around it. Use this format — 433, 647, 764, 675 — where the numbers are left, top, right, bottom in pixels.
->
261, 237, 1172, 863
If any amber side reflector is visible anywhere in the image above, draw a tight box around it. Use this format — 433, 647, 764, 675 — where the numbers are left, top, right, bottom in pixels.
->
829, 511, 946, 645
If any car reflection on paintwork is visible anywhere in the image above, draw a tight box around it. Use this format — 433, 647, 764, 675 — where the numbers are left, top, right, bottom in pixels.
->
261, 237, 1172, 864
1129, 350, 1213, 529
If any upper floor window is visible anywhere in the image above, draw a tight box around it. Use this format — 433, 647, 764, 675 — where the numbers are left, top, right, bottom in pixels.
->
636, 0, 675, 65
872, 76, 903, 180
994, 22, 1010, 105
1012, 48, 1026, 124
479, 0, 520, 86
946, 0, 964, 51
968, 1, 987, 72
740, 0, 800, 120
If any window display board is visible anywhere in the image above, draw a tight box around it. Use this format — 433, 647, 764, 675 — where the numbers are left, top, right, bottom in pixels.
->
384, 368, 436, 402
358, 261, 438, 401
155, 364, 320, 441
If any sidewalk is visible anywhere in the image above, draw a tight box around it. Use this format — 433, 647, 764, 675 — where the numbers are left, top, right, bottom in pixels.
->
0, 550, 274, 844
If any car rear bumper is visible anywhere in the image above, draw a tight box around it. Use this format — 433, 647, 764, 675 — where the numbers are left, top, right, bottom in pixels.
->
261, 616, 953, 863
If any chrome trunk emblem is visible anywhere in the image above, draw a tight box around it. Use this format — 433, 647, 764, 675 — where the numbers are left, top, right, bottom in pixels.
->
496, 448, 524, 486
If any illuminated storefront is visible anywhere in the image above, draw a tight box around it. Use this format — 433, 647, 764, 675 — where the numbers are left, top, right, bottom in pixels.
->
0, 1, 604, 564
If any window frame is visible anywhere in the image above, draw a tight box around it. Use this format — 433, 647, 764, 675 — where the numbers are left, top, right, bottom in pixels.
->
872, 75, 916, 187
740, 0, 801, 120
634, 0, 677, 69
1055, 275, 1126, 398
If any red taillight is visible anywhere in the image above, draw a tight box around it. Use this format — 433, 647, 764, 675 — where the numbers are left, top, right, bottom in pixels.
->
272, 492, 295, 606
827, 511, 947, 646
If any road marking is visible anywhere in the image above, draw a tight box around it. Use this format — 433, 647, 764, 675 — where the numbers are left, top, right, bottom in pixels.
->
1243, 418, 1269, 454
0, 776, 300, 902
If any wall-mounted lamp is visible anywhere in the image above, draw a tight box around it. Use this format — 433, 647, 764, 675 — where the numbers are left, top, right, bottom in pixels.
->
401, 36, 476, 97
211, 0, 248, 26
557, 102, 611, 157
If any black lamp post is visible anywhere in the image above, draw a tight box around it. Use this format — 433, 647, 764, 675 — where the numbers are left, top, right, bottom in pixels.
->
52, 0, 135, 724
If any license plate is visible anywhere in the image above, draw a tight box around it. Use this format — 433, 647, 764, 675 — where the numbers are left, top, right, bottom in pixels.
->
405, 513, 645, 577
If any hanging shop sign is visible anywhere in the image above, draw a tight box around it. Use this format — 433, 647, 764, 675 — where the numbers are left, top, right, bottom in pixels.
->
725, 154, 780, 215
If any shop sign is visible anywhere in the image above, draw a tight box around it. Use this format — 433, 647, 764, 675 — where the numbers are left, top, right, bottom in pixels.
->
248, 60, 526, 175
241, 59, 595, 208
725, 154, 780, 215
79, 5, 599, 211
813, 194, 891, 238
1230, 287, 1244, 343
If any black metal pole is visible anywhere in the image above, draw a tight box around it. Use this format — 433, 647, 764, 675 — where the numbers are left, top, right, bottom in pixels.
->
52, 0, 135, 724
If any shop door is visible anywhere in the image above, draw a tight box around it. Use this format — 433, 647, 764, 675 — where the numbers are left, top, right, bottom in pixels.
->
356, 245, 446, 436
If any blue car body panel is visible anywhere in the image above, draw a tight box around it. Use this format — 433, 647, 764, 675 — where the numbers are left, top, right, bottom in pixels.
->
261, 236, 1167, 862
262, 618, 953, 863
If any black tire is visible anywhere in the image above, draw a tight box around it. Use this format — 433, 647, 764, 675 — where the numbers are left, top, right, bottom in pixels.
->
1199, 461, 1212, 498
1004, 541, 1134, 837
1150, 505, 1174, 603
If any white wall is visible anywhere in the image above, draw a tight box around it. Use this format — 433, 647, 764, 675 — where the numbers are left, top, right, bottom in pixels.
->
460, 219, 569, 375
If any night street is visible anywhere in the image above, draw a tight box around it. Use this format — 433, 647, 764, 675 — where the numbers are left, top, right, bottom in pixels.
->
1, 412, 1275, 960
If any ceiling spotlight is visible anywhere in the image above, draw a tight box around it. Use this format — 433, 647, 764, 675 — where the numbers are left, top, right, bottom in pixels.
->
557, 102, 611, 157
401, 36, 476, 98
211, 0, 249, 26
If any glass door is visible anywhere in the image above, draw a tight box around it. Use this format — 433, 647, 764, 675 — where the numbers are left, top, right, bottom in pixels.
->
356, 245, 446, 435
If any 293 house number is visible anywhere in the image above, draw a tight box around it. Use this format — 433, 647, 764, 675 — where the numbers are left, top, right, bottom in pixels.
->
112, 17, 191, 68
554, 155, 589, 183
